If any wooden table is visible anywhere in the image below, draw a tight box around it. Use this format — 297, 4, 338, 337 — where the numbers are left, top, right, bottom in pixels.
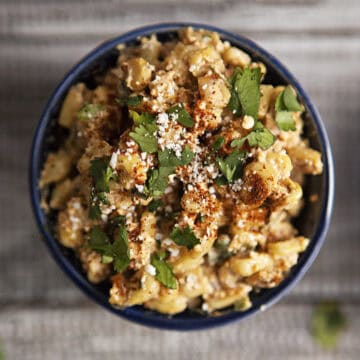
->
0, 1, 359, 358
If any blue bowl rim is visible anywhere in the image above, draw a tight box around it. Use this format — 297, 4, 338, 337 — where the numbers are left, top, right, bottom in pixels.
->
29, 22, 335, 331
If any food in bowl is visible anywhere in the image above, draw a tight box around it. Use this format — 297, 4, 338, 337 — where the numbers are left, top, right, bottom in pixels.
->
39, 27, 323, 315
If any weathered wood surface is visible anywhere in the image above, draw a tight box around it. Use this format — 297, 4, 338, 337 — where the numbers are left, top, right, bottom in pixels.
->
0, 0, 359, 359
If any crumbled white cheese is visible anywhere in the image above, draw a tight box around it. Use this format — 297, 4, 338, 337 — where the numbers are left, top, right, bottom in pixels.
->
237, 219, 245, 228
231, 178, 243, 192
163, 238, 173, 246
155, 233, 164, 241
72, 201, 81, 210
186, 274, 197, 287
202, 303, 209, 312
109, 149, 120, 169
145, 264, 156, 276
135, 184, 144, 193
242, 115, 255, 130
168, 247, 180, 258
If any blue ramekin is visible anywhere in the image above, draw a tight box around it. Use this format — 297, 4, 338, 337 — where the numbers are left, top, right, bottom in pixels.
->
29, 23, 334, 331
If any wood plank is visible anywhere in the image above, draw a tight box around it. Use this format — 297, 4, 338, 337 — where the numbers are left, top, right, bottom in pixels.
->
0, 304, 358, 360
1, 0, 360, 38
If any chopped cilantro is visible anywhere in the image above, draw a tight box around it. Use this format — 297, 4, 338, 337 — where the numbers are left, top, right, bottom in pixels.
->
111, 226, 131, 272
107, 215, 126, 236
197, 214, 205, 223
170, 226, 200, 249
89, 157, 118, 193
117, 95, 143, 107
158, 146, 194, 167
167, 104, 194, 127
312, 301, 347, 349
129, 110, 154, 125
145, 147, 194, 197
129, 111, 158, 153
275, 111, 296, 131
97, 192, 110, 205
231, 122, 275, 150
88, 204, 101, 220
77, 103, 104, 121
274, 86, 303, 131
145, 166, 173, 198
211, 136, 225, 152
148, 199, 163, 212
214, 176, 228, 186
227, 67, 243, 116
246, 122, 276, 150
230, 137, 247, 149
282, 86, 303, 112
89, 226, 110, 253
151, 252, 177, 289
227, 67, 262, 119
216, 150, 247, 183
88, 225, 130, 273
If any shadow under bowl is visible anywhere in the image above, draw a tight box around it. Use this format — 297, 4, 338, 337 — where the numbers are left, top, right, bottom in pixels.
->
29, 22, 334, 331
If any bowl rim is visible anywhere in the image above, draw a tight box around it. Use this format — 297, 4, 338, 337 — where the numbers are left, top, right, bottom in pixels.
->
29, 22, 335, 331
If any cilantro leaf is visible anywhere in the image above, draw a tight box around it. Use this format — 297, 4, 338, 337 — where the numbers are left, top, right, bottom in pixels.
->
89, 157, 117, 193
148, 199, 163, 212
107, 215, 126, 236
275, 111, 296, 131
129, 125, 158, 153
236, 67, 262, 119
211, 136, 225, 152
231, 122, 275, 150
170, 226, 200, 249
275, 89, 287, 112
129, 110, 154, 125
214, 176, 228, 186
78, 104, 104, 121
89, 204, 101, 220
97, 192, 110, 205
283, 86, 303, 112
247, 122, 276, 150
216, 150, 247, 183
167, 104, 194, 127
312, 302, 347, 349
227, 68, 243, 116
145, 167, 173, 198
158, 146, 194, 167
117, 95, 143, 107
230, 137, 247, 149
151, 252, 177, 289
129, 111, 158, 153
217, 158, 236, 183
89, 226, 110, 253
88, 225, 130, 273
145, 146, 194, 197
228, 67, 261, 119
111, 225, 130, 272
274, 86, 303, 131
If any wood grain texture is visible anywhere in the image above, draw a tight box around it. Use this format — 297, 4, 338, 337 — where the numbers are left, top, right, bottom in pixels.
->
0, 304, 359, 360
0, 0, 359, 358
